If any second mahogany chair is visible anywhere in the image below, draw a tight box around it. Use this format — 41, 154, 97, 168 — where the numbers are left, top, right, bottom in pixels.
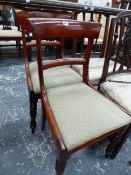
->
29, 18, 131, 175
15, 8, 82, 133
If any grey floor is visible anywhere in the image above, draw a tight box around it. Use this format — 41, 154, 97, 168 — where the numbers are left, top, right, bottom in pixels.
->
0, 47, 131, 175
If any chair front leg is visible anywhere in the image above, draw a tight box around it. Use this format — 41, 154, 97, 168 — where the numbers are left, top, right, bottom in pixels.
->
55, 151, 70, 175
105, 124, 131, 159
55, 142, 70, 175
29, 91, 38, 133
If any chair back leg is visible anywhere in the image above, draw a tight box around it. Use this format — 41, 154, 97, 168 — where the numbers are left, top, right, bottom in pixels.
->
41, 101, 46, 131
29, 91, 38, 133
105, 124, 131, 159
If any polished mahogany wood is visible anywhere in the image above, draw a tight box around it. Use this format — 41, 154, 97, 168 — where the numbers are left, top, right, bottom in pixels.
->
29, 18, 131, 174
14, 7, 75, 133
30, 18, 101, 39
42, 58, 86, 70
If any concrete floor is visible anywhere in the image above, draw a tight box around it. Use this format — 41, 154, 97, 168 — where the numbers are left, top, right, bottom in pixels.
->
0, 47, 131, 175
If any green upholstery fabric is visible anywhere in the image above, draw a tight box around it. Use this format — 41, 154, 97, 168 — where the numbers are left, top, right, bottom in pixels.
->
0, 26, 22, 38
72, 58, 121, 85
29, 61, 82, 93
47, 83, 131, 151
100, 72, 131, 114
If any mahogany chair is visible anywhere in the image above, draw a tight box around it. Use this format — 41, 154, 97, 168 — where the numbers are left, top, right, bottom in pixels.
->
99, 11, 131, 115
29, 18, 131, 174
15, 8, 81, 133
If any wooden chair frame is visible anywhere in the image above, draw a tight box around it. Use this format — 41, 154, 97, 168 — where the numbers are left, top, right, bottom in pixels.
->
99, 11, 131, 85
29, 18, 131, 174
98, 10, 131, 166
14, 7, 76, 133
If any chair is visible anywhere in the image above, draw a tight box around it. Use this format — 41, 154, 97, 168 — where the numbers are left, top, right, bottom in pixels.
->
99, 11, 131, 114
71, 1, 113, 85
75, 0, 113, 56
15, 7, 81, 133
29, 18, 131, 175
0, 5, 22, 54
1, 4, 13, 30
71, 1, 131, 86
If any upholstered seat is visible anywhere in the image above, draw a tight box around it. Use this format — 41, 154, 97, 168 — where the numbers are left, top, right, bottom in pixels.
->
0, 29, 21, 38
100, 72, 131, 114
29, 62, 82, 93
0, 25, 21, 38
0, 25, 22, 48
72, 58, 121, 85
47, 82, 131, 151
28, 17, 131, 175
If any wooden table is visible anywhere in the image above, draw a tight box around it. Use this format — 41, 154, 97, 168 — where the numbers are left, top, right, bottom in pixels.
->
0, 0, 125, 14
0, 0, 127, 56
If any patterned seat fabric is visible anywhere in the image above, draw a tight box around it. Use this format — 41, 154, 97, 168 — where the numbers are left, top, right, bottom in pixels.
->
0, 25, 21, 38
47, 82, 131, 151
29, 62, 82, 93
72, 58, 121, 85
100, 72, 131, 114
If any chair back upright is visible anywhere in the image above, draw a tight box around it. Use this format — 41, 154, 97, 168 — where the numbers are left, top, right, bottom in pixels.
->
28, 18, 101, 92
100, 11, 131, 84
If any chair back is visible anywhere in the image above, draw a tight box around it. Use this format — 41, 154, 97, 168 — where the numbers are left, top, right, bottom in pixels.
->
100, 11, 131, 83
28, 18, 101, 91
14, 7, 75, 62
14, 7, 75, 31
30, 18, 101, 39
